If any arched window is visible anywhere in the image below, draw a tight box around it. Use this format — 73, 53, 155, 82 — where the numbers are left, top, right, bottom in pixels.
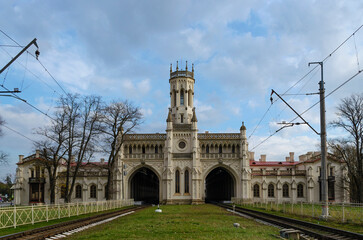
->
90, 185, 97, 198
174, 90, 177, 107
184, 170, 189, 193
75, 185, 82, 199
268, 184, 274, 197
253, 184, 260, 197
232, 145, 235, 154
283, 184, 289, 198
297, 184, 304, 198
129, 145, 132, 154
155, 145, 158, 154
105, 185, 108, 198
142, 145, 145, 154
206, 145, 209, 153
160, 145, 163, 153
61, 185, 67, 199
219, 145, 222, 153
180, 90, 184, 105
175, 170, 180, 193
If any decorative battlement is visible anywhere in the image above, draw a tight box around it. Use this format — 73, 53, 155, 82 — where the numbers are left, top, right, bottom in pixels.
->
170, 61, 194, 80
125, 134, 166, 141
198, 133, 240, 140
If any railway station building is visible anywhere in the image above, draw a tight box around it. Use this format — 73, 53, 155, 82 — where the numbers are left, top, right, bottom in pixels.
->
12, 64, 349, 205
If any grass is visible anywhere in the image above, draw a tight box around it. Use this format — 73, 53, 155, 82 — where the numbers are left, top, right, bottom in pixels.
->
0, 206, 134, 237
68, 204, 280, 240
237, 204, 363, 234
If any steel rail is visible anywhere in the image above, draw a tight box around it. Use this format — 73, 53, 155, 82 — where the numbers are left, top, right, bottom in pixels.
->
214, 203, 363, 240
0, 205, 146, 240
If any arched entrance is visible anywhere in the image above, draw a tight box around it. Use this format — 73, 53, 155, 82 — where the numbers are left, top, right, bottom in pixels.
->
205, 167, 234, 202
130, 167, 159, 204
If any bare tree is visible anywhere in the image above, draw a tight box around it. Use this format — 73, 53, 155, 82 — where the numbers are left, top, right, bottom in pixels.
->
35, 106, 69, 203
36, 94, 103, 203
101, 101, 142, 200
63, 95, 103, 203
330, 93, 363, 202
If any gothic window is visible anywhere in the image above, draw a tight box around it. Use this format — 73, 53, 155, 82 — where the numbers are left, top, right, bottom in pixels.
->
180, 90, 184, 105
155, 145, 158, 154
232, 145, 235, 153
297, 184, 304, 198
283, 184, 289, 198
75, 185, 82, 199
61, 185, 67, 199
184, 170, 189, 193
129, 145, 132, 154
175, 170, 180, 193
219, 145, 222, 153
160, 145, 163, 153
142, 145, 145, 154
90, 184, 97, 198
105, 185, 108, 198
206, 145, 209, 153
181, 114, 184, 123
268, 184, 274, 197
253, 184, 260, 197
174, 90, 177, 107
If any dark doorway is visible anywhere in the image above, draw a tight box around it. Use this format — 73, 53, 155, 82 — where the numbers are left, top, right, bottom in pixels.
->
205, 167, 234, 202
130, 167, 159, 204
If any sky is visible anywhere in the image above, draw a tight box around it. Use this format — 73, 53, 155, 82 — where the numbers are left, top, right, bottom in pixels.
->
0, 0, 362, 179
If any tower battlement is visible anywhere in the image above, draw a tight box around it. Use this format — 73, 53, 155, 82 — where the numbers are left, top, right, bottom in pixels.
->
170, 61, 194, 80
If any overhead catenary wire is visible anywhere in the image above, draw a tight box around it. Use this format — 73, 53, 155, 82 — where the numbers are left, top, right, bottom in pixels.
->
250, 69, 363, 151
2, 123, 37, 143
249, 24, 363, 144
0, 29, 69, 96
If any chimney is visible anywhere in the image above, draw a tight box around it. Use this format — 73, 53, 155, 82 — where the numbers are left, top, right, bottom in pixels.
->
260, 154, 266, 162
35, 150, 40, 158
289, 152, 294, 162
249, 152, 255, 161
285, 157, 290, 162
19, 155, 24, 163
299, 155, 307, 162
100, 158, 105, 164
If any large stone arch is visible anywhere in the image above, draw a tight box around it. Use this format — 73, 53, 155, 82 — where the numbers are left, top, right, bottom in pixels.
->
126, 164, 162, 204
203, 164, 239, 202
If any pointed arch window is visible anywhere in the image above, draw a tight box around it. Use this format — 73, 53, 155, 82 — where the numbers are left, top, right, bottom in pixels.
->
253, 184, 260, 197
232, 145, 235, 154
75, 185, 82, 199
175, 170, 180, 193
142, 145, 145, 154
155, 145, 158, 154
184, 170, 189, 193
174, 90, 177, 107
283, 184, 289, 198
129, 145, 132, 154
297, 184, 304, 198
206, 145, 209, 154
180, 90, 184, 105
268, 184, 274, 197
90, 185, 97, 198
219, 145, 222, 153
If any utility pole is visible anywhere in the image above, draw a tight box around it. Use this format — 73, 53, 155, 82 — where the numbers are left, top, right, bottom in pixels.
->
309, 61, 329, 219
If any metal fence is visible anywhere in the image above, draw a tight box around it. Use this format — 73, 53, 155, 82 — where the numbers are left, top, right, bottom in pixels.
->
0, 199, 134, 229
232, 198, 363, 224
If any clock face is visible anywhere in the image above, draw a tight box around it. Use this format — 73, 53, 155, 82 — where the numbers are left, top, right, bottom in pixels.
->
178, 141, 186, 149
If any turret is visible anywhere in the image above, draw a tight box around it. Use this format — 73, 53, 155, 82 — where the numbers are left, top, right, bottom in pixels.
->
169, 61, 195, 124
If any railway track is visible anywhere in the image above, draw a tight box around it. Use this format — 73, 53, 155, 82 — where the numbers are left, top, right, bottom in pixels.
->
0, 205, 146, 240
214, 202, 363, 240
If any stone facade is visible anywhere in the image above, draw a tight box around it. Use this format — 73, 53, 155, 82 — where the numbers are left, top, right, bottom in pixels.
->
13, 63, 348, 205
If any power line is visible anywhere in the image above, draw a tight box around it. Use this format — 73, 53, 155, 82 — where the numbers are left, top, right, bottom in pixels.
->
0, 29, 69, 96
0, 47, 62, 96
248, 24, 363, 141
0, 84, 56, 121
2, 123, 37, 143
251, 69, 363, 151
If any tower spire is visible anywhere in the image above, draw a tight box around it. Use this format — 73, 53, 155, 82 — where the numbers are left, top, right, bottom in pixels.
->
176, 61, 179, 71
186, 61, 188, 71
170, 63, 172, 73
